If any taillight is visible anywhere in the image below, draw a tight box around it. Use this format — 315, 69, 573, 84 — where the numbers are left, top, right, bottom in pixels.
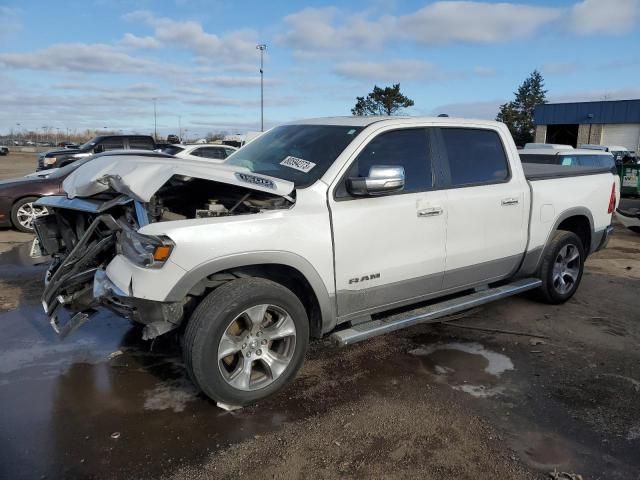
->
607, 182, 616, 214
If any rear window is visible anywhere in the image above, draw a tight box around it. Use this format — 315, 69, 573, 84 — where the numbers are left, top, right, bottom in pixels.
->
162, 145, 185, 156
129, 136, 155, 150
440, 128, 509, 187
519, 153, 557, 164
101, 137, 124, 151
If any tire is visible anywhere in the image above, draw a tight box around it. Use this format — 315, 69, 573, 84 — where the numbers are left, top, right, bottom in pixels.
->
629, 226, 640, 234
10, 196, 49, 233
183, 277, 309, 406
536, 230, 585, 304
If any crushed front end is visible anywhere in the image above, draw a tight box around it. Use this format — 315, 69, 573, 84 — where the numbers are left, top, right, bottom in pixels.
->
33, 165, 294, 339
34, 194, 183, 338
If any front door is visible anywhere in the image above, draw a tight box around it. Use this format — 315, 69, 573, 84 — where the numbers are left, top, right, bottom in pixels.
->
329, 127, 448, 320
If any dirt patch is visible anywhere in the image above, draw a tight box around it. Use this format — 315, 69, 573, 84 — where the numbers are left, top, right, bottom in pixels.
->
165, 388, 536, 480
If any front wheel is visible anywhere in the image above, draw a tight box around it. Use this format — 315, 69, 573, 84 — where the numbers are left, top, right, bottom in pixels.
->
537, 230, 585, 304
183, 277, 309, 406
11, 196, 49, 233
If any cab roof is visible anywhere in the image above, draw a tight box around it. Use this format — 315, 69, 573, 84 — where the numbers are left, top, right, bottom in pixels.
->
521, 148, 613, 156
284, 116, 504, 128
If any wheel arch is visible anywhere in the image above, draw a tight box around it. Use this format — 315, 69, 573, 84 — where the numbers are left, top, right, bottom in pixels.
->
517, 207, 595, 277
166, 252, 336, 338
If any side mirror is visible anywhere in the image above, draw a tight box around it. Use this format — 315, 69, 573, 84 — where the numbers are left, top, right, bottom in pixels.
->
347, 165, 405, 196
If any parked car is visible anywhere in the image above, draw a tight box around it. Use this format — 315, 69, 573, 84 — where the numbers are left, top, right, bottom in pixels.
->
0, 146, 8, 156
615, 207, 640, 233
57, 142, 80, 149
38, 135, 157, 170
523, 143, 574, 150
520, 148, 620, 206
579, 144, 632, 165
167, 134, 180, 144
1, 150, 172, 232
161, 143, 237, 162
34, 116, 617, 406
519, 148, 617, 171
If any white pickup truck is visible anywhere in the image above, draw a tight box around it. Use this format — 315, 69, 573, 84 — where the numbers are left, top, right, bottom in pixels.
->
33, 117, 617, 406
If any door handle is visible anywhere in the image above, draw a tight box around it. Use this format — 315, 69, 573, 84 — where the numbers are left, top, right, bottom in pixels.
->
417, 207, 443, 217
501, 198, 519, 206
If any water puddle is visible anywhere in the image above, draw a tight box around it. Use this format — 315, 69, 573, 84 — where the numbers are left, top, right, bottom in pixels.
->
0, 240, 48, 279
516, 431, 574, 470
409, 342, 514, 398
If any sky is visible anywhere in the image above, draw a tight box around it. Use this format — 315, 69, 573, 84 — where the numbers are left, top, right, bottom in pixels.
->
0, 0, 639, 139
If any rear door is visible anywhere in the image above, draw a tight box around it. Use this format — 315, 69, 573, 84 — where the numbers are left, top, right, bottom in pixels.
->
329, 127, 448, 319
437, 127, 528, 289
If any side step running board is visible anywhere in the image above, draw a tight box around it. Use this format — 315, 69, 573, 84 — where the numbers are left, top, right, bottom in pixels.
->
330, 278, 542, 346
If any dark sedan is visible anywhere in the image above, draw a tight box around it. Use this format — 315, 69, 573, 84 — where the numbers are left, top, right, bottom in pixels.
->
1, 150, 173, 232
0, 165, 72, 232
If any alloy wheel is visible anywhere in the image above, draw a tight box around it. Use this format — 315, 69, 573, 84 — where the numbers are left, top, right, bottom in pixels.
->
217, 304, 297, 391
552, 244, 581, 294
16, 202, 48, 231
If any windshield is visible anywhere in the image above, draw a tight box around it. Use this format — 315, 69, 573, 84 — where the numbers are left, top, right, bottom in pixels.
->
78, 136, 101, 151
225, 125, 363, 187
161, 145, 185, 155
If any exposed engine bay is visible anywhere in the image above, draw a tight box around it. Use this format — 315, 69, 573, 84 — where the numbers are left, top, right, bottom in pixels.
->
34, 175, 293, 338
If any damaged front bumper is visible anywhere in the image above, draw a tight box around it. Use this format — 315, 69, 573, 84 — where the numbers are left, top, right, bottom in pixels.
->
38, 212, 183, 340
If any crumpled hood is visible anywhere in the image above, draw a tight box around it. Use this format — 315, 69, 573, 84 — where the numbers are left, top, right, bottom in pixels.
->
63, 154, 295, 202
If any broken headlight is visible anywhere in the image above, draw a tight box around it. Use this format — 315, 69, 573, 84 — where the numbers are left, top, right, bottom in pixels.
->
117, 227, 174, 268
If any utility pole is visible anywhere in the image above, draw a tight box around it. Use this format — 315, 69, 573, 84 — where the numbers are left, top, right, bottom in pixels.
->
256, 44, 267, 132
153, 97, 158, 141
178, 115, 182, 141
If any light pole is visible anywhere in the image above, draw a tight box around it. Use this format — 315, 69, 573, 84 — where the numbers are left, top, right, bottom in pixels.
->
256, 44, 267, 132
178, 115, 182, 141
153, 97, 158, 141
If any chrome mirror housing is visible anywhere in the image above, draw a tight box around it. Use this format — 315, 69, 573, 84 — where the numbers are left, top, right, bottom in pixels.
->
347, 165, 405, 196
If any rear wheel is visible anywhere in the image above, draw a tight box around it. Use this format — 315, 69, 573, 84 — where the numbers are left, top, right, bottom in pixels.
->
183, 277, 309, 406
11, 196, 48, 233
537, 231, 585, 304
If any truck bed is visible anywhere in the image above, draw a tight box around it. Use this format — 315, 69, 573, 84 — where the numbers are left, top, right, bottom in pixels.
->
522, 163, 613, 181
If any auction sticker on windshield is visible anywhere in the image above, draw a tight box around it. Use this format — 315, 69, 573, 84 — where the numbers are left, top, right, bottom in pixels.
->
280, 156, 316, 173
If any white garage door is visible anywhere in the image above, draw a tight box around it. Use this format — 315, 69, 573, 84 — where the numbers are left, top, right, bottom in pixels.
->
602, 124, 640, 152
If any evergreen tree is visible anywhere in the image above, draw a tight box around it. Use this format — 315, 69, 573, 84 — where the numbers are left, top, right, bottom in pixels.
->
496, 70, 547, 146
352, 84, 415, 116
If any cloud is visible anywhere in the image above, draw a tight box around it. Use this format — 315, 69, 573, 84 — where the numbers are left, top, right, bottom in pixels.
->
473, 66, 497, 77
279, 2, 562, 54
542, 62, 578, 75
120, 33, 162, 49
0, 6, 21, 38
334, 60, 443, 82
0, 43, 169, 74
570, 0, 640, 34
195, 76, 268, 88
124, 10, 258, 61
278, 7, 391, 51
396, 2, 561, 44
431, 86, 640, 121
52, 82, 158, 94
429, 99, 506, 119
549, 86, 640, 103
